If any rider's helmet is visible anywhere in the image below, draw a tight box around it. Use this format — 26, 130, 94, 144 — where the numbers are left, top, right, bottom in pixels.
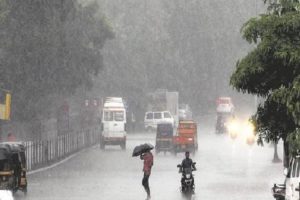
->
185, 151, 190, 158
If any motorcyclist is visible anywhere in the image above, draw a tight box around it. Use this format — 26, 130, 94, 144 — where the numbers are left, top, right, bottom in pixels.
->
180, 151, 196, 189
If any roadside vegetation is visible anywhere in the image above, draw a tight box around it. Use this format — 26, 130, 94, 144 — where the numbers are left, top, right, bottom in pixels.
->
230, 0, 300, 165
0, 0, 113, 122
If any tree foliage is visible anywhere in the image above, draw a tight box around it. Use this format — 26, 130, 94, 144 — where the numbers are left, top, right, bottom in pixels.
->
253, 95, 296, 143
0, 0, 113, 121
230, 0, 300, 153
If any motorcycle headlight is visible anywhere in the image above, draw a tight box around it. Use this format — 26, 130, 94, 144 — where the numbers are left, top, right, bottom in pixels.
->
186, 174, 191, 179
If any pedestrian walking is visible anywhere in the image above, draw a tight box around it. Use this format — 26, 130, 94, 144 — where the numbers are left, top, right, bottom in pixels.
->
140, 149, 154, 200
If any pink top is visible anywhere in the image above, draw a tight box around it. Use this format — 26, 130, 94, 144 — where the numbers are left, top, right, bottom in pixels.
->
143, 152, 154, 175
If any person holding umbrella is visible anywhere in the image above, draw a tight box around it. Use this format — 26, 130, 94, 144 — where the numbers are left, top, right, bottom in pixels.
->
132, 143, 154, 200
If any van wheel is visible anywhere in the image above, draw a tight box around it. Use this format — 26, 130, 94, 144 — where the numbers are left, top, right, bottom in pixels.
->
100, 142, 105, 150
121, 142, 126, 150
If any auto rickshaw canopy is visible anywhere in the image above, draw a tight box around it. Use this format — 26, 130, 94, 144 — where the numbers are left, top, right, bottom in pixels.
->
156, 123, 173, 137
0, 142, 26, 168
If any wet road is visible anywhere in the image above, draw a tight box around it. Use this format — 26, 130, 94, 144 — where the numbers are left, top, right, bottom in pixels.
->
15, 126, 284, 200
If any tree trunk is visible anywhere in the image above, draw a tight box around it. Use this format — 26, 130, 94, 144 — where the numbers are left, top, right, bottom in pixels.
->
273, 138, 282, 163
283, 139, 289, 168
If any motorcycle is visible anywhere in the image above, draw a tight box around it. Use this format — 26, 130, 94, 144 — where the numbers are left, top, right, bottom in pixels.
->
177, 162, 196, 199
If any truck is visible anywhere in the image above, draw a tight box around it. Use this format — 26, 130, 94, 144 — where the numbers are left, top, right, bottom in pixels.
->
100, 97, 127, 150
145, 89, 179, 129
215, 96, 235, 134
216, 96, 234, 114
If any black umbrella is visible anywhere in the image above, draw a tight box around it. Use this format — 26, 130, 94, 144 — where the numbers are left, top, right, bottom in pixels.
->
132, 143, 154, 157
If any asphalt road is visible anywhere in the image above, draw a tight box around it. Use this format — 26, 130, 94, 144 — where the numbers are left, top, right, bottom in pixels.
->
14, 126, 284, 200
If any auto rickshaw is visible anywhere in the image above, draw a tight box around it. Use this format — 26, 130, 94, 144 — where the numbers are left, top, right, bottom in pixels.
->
155, 123, 174, 154
0, 142, 27, 194
173, 120, 198, 155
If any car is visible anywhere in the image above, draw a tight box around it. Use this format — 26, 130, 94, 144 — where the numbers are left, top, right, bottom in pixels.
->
144, 111, 174, 132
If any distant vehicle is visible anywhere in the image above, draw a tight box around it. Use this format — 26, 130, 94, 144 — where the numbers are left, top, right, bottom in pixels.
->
155, 123, 174, 154
216, 97, 234, 114
173, 120, 198, 155
179, 104, 193, 120
144, 111, 174, 132
215, 112, 235, 134
146, 89, 179, 127
100, 97, 127, 150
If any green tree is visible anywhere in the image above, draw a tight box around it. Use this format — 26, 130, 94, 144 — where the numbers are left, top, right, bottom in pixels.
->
272, 76, 300, 157
0, 0, 113, 122
230, 0, 300, 165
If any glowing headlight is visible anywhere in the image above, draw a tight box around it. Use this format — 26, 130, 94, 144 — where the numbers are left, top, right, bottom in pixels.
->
227, 120, 240, 133
186, 174, 191, 179
244, 122, 255, 137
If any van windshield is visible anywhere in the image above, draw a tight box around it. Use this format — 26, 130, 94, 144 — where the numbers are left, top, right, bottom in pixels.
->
104, 111, 113, 121
104, 111, 124, 121
115, 111, 124, 121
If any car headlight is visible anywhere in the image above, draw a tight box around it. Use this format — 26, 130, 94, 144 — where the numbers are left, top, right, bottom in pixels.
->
243, 122, 255, 137
226, 120, 240, 133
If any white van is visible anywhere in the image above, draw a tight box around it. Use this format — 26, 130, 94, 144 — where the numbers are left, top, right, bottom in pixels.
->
101, 97, 126, 150
144, 111, 174, 132
285, 156, 300, 200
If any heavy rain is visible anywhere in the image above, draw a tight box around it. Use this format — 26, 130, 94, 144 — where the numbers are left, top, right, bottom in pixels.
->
0, 0, 299, 200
